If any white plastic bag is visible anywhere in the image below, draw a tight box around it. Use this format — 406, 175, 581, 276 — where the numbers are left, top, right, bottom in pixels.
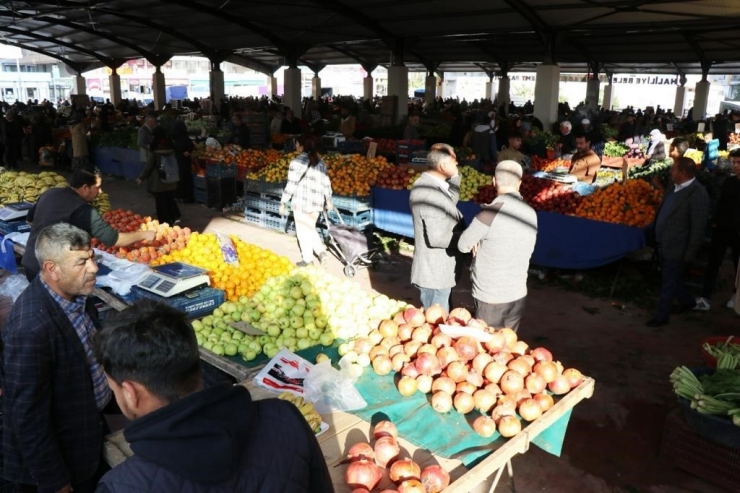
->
0, 274, 29, 303
303, 360, 367, 414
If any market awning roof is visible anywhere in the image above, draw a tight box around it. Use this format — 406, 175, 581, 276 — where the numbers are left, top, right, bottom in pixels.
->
2, 0, 740, 75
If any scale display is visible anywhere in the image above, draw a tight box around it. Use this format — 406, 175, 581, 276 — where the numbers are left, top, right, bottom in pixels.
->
136, 262, 210, 298
0, 202, 34, 222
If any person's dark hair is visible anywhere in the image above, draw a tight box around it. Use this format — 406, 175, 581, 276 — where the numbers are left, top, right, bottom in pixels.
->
670, 137, 690, 157
675, 156, 697, 178
729, 148, 740, 159
150, 126, 172, 152
69, 167, 101, 189
508, 130, 522, 140
297, 135, 320, 166
573, 130, 591, 143
93, 299, 202, 404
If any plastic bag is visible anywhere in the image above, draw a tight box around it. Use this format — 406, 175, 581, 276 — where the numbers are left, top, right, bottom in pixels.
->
0, 274, 29, 303
303, 360, 367, 414
0, 234, 19, 274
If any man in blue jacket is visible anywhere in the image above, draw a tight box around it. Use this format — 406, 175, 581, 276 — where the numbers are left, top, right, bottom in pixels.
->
1, 223, 110, 493
93, 299, 334, 493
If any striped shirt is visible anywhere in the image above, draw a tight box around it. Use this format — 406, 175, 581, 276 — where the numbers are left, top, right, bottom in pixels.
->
42, 280, 111, 410
281, 153, 333, 214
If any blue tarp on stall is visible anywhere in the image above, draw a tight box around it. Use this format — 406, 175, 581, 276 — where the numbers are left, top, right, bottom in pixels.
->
371, 187, 646, 269
92, 147, 144, 180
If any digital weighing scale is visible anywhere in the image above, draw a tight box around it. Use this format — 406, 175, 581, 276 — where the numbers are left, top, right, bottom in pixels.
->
0, 202, 34, 222
136, 262, 210, 298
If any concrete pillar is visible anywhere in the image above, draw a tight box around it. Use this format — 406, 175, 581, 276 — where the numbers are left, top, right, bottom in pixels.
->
109, 71, 121, 106
533, 64, 560, 130
438, 72, 445, 99
674, 85, 686, 117
602, 83, 613, 111
363, 76, 373, 100
425, 75, 436, 106
586, 79, 600, 109
693, 79, 710, 120
73, 75, 86, 95
497, 76, 510, 112
388, 65, 409, 124
312, 76, 321, 100
152, 68, 166, 110
266, 76, 278, 98
209, 67, 225, 112
283, 67, 302, 118
485, 81, 493, 100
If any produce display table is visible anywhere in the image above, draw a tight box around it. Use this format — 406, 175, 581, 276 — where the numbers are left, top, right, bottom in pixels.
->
371, 187, 647, 269
3, 235, 252, 381
103, 375, 595, 492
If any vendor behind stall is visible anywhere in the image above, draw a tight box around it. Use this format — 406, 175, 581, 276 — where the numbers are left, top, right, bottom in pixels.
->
568, 131, 601, 184
21, 168, 156, 280
645, 129, 666, 164
497, 130, 529, 169
228, 114, 251, 148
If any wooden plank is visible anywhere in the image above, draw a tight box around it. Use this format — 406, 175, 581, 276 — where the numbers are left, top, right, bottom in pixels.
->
444, 377, 595, 492
198, 348, 251, 381
94, 287, 130, 312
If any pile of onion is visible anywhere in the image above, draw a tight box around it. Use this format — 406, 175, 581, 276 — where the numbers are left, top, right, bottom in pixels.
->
360, 304, 585, 441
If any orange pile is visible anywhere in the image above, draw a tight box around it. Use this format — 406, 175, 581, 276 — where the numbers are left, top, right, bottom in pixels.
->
325, 154, 393, 196
575, 180, 662, 228
150, 233, 293, 300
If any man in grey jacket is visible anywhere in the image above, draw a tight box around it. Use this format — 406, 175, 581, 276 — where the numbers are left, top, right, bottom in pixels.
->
409, 144, 465, 312
647, 157, 710, 327
458, 161, 537, 331
137, 115, 156, 165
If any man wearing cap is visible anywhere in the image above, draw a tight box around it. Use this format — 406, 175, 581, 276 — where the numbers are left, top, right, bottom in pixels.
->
457, 160, 538, 331
645, 129, 666, 164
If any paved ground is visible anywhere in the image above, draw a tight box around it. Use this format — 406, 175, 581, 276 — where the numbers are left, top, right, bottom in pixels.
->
2, 164, 738, 493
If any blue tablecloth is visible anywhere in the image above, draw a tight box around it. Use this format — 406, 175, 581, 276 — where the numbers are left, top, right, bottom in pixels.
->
92, 147, 143, 180
371, 187, 646, 269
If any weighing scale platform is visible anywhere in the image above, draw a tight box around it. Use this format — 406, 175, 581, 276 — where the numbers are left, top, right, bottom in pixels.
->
136, 262, 210, 298
0, 202, 34, 222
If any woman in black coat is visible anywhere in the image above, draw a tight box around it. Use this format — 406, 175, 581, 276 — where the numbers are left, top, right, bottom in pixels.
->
173, 121, 194, 203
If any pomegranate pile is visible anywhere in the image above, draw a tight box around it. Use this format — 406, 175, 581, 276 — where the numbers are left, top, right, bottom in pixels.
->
351, 304, 584, 439
345, 420, 450, 493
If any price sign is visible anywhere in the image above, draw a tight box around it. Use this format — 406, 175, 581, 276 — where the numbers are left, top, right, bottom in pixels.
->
697, 122, 706, 132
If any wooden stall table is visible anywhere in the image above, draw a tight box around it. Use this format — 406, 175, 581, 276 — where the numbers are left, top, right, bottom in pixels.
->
104, 376, 595, 492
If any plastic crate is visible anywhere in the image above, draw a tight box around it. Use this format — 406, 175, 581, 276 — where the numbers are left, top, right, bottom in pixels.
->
243, 194, 282, 214
678, 368, 740, 449
193, 187, 207, 204
130, 286, 225, 320
205, 163, 237, 179
660, 408, 740, 492
243, 206, 265, 226
286, 218, 329, 238
261, 211, 286, 232
236, 165, 249, 182
261, 181, 286, 197
206, 177, 237, 209
327, 208, 373, 230
244, 179, 261, 194
331, 194, 372, 212
193, 174, 206, 189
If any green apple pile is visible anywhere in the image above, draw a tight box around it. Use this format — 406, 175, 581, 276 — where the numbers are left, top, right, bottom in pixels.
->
458, 165, 491, 201
191, 300, 273, 360
248, 265, 407, 342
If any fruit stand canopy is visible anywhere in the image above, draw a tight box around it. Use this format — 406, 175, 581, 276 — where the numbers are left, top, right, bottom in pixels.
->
3, 0, 740, 76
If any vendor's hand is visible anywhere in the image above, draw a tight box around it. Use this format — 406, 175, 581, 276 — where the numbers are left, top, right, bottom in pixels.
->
471, 243, 479, 257
142, 230, 156, 242
136, 179, 142, 186
279, 203, 287, 216
326, 199, 334, 211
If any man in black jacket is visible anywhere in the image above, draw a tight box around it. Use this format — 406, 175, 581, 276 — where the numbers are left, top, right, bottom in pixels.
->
695, 149, 740, 310
93, 300, 334, 493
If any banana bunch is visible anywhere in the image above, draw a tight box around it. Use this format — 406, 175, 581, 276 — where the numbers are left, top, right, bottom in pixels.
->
0, 171, 68, 206
278, 392, 322, 433
92, 192, 111, 214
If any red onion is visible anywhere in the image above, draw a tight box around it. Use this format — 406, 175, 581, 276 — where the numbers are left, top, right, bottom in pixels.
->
374, 436, 400, 468
453, 336, 479, 361
389, 458, 421, 484
424, 303, 447, 324
472, 415, 497, 438
373, 420, 398, 440
421, 465, 450, 493
346, 459, 383, 490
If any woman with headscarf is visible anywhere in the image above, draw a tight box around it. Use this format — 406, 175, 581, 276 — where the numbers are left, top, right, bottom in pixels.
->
136, 126, 181, 225
279, 136, 333, 267
173, 120, 195, 203
645, 129, 666, 165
